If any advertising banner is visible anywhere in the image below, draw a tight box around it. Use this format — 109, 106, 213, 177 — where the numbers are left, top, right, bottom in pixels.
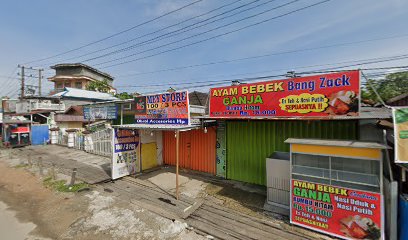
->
134, 91, 189, 125
84, 103, 118, 120
291, 180, 382, 240
111, 128, 140, 180
393, 107, 408, 162
209, 71, 360, 118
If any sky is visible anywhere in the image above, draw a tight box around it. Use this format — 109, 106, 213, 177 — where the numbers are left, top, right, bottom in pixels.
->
0, 0, 408, 97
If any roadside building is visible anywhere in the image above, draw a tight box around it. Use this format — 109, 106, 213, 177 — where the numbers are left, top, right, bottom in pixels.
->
51, 87, 117, 110
387, 92, 408, 107
55, 105, 88, 131
205, 70, 395, 240
48, 63, 116, 94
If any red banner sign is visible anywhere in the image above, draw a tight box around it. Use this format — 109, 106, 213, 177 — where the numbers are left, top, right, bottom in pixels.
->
209, 71, 360, 118
291, 180, 382, 240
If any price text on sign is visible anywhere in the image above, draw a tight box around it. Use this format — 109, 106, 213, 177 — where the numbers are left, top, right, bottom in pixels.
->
135, 91, 190, 125
291, 180, 382, 240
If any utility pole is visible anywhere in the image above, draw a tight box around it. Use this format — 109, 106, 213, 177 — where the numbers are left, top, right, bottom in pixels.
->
38, 69, 43, 96
18, 65, 25, 99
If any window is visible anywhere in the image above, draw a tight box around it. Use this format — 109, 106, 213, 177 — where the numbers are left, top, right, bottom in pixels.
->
123, 103, 132, 110
65, 81, 71, 88
56, 82, 63, 89
75, 82, 82, 89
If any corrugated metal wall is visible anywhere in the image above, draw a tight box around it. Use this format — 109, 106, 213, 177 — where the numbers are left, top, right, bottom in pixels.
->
163, 127, 216, 174
226, 120, 358, 186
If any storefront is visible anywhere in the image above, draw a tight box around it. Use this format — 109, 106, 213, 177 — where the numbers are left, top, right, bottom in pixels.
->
206, 70, 393, 239
2, 119, 31, 147
287, 138, 385, 240
163, 126, 217, 175
222, 120, 358, 185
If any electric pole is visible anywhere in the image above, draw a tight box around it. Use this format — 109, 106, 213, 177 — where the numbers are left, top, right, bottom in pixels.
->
38, 68, 43, 96
18, 65, 25, 99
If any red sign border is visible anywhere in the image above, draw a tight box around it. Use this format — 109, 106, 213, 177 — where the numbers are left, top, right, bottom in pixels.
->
208, 70, 362, 119
289, 179, 384, 240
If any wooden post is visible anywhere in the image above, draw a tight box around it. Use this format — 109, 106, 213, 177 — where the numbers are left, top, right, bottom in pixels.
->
175, 130, 180, 200
69, 168, 77, 186
38, 157, 43, 176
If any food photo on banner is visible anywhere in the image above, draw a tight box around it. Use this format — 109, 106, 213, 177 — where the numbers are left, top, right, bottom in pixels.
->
111, 128, 140, 180
393, 107, 408, 162
134, 91, 190, 125
209, 70, 360, 118
291, 180, 382, 240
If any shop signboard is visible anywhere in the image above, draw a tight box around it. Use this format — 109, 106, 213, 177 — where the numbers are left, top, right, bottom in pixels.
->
209, 70, 360, 118
291, 180, 382, 240
134, 91, 190, 125
393, 107, 408, 162
111, 128, 140, 180
83, 103, 118, 120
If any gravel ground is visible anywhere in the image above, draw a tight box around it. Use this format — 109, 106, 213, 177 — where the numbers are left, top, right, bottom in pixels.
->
0, 149, 205, 240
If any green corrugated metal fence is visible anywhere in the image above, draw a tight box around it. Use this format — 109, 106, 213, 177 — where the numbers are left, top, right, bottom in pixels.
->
226, 120, 358, 186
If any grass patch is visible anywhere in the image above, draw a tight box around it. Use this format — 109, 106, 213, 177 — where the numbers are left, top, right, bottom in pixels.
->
43, 177, 90, 192
14, 163, 29, 168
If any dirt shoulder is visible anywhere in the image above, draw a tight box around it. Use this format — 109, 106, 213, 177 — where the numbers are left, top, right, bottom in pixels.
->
0, 153, 203, 240
0, 161, 88, 239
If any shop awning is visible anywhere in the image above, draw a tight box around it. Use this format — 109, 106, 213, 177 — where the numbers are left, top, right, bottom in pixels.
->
112, 124, 201, 132
285, 138, 388, 149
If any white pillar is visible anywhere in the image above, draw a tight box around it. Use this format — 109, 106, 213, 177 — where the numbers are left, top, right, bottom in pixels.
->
49, 128, 59, 145
67, 132, 75, 148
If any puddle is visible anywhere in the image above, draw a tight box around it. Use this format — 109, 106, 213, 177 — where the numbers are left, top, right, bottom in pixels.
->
0, 201, 37, 239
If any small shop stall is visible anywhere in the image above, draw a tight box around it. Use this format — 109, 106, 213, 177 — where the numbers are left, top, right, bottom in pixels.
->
112, 90, 205, 200
286, 138, 385, 240
2, 119, 31, 147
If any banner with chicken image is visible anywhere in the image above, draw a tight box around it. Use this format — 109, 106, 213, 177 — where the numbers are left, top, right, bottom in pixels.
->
291, 180, 382, 240
209, 70, 360, 118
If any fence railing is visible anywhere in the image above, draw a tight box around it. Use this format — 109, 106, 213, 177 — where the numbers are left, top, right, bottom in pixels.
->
57, 128, 111, 157
85, 128, 112, 157
57, 132, 68, 146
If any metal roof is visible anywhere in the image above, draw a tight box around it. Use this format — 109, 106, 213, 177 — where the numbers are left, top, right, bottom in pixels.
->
113, 124, 200, 131
387, 93, 408, 104
50, 63, 114, 80
52, 88, 118, 101
285, 138, 388, 149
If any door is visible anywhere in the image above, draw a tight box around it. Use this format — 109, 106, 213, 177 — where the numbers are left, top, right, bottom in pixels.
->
141, 143, 158, 170
163, 127, 216, 174
31, 125, 49, 145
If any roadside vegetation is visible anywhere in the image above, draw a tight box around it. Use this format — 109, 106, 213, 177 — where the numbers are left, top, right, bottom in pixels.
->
43, 177, 90, 192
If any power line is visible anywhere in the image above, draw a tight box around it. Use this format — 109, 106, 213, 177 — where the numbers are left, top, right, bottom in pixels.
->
92, 0, 304, 67
55, 0, 247, 63
92, 0, 333, 69
116, 53, 408, 89
22, 0, 205, 65
0, 66, 19, 96
143, 67, 408, 94
81, 0, 280, 63
115, 33, 408, 77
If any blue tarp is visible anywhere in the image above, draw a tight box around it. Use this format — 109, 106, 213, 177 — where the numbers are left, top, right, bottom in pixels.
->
400, 194, 408, 240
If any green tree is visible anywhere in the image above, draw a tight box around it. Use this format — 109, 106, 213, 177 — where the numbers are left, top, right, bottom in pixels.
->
115, 92, 133, 100
362, 71, 408, 103
86, 79, 111, 93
